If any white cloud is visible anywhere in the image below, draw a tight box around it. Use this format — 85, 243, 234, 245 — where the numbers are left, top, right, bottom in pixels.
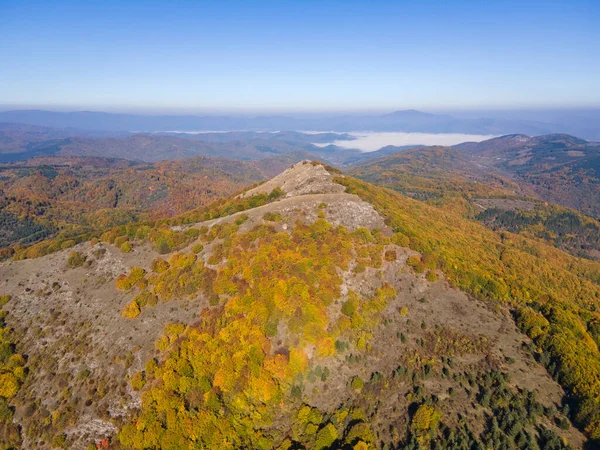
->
314, 132, 496, 152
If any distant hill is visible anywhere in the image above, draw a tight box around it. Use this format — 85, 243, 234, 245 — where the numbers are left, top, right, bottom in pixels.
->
0, 125, 357, 164
3, 107, 600, 138
347, 142, 600, 261
0, 122, 128, 156
163, 130, 356, 144
339, 144, 425, 165
0, 155, 276, 249
353, 132, 600, 220
347, 145, 527, 201
454, 133, 600, 218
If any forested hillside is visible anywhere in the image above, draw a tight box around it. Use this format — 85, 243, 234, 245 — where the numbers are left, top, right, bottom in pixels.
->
348, 142, 600, 261
456, 134, 600, 219
0, 161, 598, 449
0, 156, 271, 253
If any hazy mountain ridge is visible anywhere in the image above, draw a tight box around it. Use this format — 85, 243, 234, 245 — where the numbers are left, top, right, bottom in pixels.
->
2, 107, 599, 138
0, 124, 364, 165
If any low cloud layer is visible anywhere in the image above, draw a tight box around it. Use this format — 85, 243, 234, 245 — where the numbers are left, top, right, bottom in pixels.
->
315, 132, 497, 152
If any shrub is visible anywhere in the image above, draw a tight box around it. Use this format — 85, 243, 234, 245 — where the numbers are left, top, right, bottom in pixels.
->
114, 236, 129, 248
169, 252, 197, 268
411, 404, 440, 433
384, 249, 397, 261
392, 232, 410, 247
315, 423, 338, 449
399, 306, 409, 316
184, 228, 200, 239
350, 376, 364, 391
516, 307, 550, 339
426, 270, 438, 282
0, 373, 20, 399
116, 267, 146, 290
316, 337, 335, 357
130, 371, 146, 390
133, 290, 158, 308
120, 241, 132, 253
149, 228, 196, 254
51, 433, 67, 448
121, 301, 141, 319
353, 227, 374, 244
0, 295, 10, 306
100, 229, 119, 244
0, 247, 15, 261
192, 243, 204, 254
263, 212, 282, 222
407, 255, 424, 272
341, 299, 357, 317
67, 251, 86, 268
268, 187, 284, 200
151, 257, 170, 273
93, 247, 107, 259
60, 240, 76, 250
335, 340, 348, 353
558, 417, 570, 430
235, 214, 249, 225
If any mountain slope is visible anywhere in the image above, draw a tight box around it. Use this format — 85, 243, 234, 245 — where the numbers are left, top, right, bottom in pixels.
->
347, 143, 600, 261
455, 133, 600, 218
349, 133, 600, 220
0, 155, 271, 251
346, 145, 527, 201
0, 161, 598, 449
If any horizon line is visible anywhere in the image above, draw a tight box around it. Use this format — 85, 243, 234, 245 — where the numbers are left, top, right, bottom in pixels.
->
2, 105, 600, 116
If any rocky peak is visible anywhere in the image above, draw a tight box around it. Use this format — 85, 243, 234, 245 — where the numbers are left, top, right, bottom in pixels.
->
240, 160, 345, 198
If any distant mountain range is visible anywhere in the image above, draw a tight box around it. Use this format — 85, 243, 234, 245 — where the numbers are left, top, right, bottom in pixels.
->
349, 132, 600, 220
0, 123, 418, 166
1, 108, 600, 139
0, 124, 353, 164
4, 117, 600, 223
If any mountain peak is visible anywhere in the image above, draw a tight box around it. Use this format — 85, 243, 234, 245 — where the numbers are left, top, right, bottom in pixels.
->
382, 109, 439, 118
241, 160, 345, 198
531, 133, 588, 146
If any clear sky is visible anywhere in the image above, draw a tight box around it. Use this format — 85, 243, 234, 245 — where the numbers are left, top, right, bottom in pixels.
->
1, 0, 599, 113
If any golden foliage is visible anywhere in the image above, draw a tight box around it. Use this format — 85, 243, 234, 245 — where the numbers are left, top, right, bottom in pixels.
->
118, 214, 394, 447
121, 301, 141, 319
116, 266, 146, 290
0, 373, 19, 399
337, 175, 600, 440
411, 404, 441, 433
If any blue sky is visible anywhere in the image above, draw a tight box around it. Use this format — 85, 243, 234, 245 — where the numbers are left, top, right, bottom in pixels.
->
1, 0, 599, 113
